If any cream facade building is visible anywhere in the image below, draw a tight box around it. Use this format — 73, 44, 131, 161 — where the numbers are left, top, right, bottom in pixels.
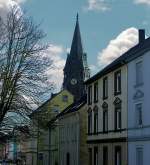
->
86, 61, 128, 165
57, 96, 88, 165
26, 89, 74, 165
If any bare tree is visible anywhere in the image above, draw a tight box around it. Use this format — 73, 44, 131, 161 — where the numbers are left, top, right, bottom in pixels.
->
0, 7, 53, 128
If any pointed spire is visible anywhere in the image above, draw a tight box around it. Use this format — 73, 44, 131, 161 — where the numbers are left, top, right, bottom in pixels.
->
70, 13, 83, 59
76, 13, 79, 22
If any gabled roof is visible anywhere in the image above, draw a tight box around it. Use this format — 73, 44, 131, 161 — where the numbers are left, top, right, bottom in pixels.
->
30, 89, 74, 117
57, 95, 86, 117
85, 36, 150, 84
30, 90, 64, 117
47, 95, 86, 126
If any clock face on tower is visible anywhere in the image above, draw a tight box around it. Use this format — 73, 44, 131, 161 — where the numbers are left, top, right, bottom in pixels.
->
70, 78, 77, 85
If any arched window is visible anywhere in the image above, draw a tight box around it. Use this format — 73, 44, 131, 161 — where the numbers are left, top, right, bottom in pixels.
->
93, 106, 98, 134
114, 98, 122, 131
102, 102, 108, 133
88, 108, 92, 134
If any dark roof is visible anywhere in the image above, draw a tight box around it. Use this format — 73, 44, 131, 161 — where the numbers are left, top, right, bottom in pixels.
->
58, 95, 86, 117
85, 37, 150, 84
70, 13, 83, 60
47, 95, 86, 126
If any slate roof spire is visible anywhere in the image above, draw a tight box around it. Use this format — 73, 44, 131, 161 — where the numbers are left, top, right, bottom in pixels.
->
62, 14, 90, 101
70, 13, 83, 59
76, 13, 79, 22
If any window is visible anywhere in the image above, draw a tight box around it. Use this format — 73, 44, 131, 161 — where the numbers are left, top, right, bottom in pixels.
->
115, 146, 121, 165
88, 85, 92, 105
94, 82, 98, 102
136, 103, 142, 126
114, 98, 122, 131
115, 107, 121, 130
103, 146, 108, 165
103, 77, 108, 99
114, 70, 121, 95
94, 107, 98, 134
136, 61, 143, 86
66, 153, 70, 165
94, 147, 98, 165
38, 153, 43, 160
88, 148, 92, 165
88, 109, 92, 134
136, 147, 143, 165
102, 102, 108, 133
103, 109, 108, 133
62, 95, 68, 102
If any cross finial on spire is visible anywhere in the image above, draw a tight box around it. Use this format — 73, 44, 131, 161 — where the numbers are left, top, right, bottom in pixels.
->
76, 13, 79, 22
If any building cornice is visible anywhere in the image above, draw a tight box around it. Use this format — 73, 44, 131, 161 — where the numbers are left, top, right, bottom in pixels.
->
87, 137, 127, 144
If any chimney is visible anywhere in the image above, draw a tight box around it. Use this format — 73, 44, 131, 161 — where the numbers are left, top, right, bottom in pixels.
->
139, 29, 145, 43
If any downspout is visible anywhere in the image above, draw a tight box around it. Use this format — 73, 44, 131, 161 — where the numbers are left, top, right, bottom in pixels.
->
57, 120, 60, 165
77, 111, 80, 165
127, 64, 129, 165
48, 126, 51, 165
37, 114, 39, 165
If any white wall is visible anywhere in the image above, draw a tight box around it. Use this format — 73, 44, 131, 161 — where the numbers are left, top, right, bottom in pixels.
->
128, 141, 150, 165
128, 51, 150, 165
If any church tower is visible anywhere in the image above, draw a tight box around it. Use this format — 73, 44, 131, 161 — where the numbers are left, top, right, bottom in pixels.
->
63, 14, 90, 101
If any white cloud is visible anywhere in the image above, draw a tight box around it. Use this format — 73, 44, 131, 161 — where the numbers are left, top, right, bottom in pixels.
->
66, 48, 70, 54
98, 27, 138, 66
89, 64, 98, 75
0, 0, 26, 18
84, 0, 110, 12
44, 44, 66, 91
14, 0, 26, 3
134, 0, 150, 5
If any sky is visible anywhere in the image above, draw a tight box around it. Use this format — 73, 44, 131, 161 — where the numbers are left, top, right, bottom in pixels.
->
0, 0, 150, 90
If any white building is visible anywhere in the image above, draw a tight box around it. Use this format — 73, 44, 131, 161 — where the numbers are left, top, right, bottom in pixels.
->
128, 30, 150, 165
85, 29, 150, 165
